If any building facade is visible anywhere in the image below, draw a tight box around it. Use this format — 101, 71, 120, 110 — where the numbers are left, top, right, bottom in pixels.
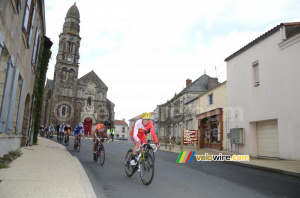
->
155, 75, 219, 143
42, 4, 115, 133
0, 0, 48, 156
225, 22, 300, 160
114, 119, 129, 139
196, 82, 227, 150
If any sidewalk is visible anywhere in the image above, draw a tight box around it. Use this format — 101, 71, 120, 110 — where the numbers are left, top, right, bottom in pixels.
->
0, 137, 96, 198
160, 143, 300, 178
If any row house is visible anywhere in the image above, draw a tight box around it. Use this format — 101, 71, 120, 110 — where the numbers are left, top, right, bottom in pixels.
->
155, 74, 219, 143
225, 22, 300, 160
114, 119, 129, 139
0, 0, 49, 156
196, 82, 227, 150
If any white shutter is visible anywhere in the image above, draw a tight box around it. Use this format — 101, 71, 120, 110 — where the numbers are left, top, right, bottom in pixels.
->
27, 2, 36, 47
15, 79, 25, 134
6, 67, 20, 134
34, 37, 41, 72
32, 26, 39, 64
0, 56, 14, 132
22, 0, 32, 32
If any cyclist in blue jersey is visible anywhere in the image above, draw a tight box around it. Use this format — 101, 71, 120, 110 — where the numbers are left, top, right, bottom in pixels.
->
74, 122, 84, 148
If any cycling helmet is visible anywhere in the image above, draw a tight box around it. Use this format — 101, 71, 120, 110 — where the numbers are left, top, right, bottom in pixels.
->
96, 124, 103, 130
104, 120, 111, 127
79, 122, 83, 127
141, 112, 151, 119
66, 124, 70, 127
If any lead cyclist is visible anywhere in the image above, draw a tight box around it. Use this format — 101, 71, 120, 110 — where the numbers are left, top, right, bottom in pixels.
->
130, 112, 160, 166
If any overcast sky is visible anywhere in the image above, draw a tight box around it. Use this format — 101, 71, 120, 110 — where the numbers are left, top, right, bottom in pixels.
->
44, 0, 299, 122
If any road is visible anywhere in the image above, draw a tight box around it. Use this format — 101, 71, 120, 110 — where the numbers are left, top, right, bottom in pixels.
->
64, 137, 300, 198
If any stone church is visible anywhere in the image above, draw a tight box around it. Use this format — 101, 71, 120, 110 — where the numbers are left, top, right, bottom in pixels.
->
42, 3, 115, 134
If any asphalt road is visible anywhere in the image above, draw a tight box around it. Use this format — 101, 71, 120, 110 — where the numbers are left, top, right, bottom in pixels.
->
64, 137, 300, 198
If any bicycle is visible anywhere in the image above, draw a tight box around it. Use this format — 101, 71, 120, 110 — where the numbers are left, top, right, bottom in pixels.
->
145, 139, 155, 163
64, 132, 70, 146
93, 137, 106, 165
49, 130, 54, 140
125, 143, 158, 185
74, 134, 81, 152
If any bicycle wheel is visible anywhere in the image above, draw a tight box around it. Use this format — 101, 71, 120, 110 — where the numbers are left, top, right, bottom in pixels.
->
98, 144, 105, 165
146, 146, 155, 163
77, 140, 80, 152
140, 153, 154, 185
125, 149, 134, 177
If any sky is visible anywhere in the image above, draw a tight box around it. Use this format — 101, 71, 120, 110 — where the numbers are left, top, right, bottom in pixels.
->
44, 0, 300, 122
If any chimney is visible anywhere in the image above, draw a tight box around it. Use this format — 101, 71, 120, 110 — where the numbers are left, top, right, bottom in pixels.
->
186, 78, 192, 87
208, 77, 219, 90
122, 118, 125, 121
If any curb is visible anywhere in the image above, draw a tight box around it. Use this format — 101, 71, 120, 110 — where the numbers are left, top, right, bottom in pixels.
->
73, 157, 97, 198
219, 160, 300, 178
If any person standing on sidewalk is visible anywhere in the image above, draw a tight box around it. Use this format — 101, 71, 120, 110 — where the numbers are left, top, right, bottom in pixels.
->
111, 127, 115, 142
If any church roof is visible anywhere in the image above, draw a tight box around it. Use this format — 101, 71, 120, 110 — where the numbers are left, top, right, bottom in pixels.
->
77, 70, 108, 89
66, 3, 80, 19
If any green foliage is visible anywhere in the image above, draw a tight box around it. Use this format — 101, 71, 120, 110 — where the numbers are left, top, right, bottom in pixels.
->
176, 141, 181, 145
33, 45, 52, 144
0, 150, 23, 169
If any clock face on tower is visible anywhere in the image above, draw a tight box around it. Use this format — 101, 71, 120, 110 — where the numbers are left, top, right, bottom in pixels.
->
67, 57, 71, 62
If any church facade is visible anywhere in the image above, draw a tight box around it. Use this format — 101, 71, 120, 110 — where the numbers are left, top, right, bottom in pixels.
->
42, 4, 114, 133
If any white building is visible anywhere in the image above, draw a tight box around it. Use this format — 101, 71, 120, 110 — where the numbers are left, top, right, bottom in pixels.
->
114, 119, 129, 139
225, 22, 300, 160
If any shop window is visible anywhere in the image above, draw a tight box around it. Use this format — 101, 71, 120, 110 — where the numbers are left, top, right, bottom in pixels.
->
204, 125, 210, 144
211, 123, 218, 143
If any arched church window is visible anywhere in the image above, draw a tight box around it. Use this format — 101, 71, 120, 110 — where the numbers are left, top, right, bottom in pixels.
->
62, 106, 66, 116
88, 97, 91, 106
68, 41, 71, 52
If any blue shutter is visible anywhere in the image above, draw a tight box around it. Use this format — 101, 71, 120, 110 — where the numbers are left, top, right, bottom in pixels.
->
6, 67, 20, 134
0, 56, 14, 132
15, 79, 25, 134
22, 0, 32, 32
27, 3, 36, 47
0, 31, 4, 56
35, 37, 41, 73
17, 0, 22, 13
32, 26, 39, 64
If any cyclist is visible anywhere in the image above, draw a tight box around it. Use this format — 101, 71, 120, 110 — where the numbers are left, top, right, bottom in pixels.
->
130, 112, 160, 166
39, 125, 44, 137
64, 124, 71, 143
59, 123, 65, 141
49, 124, 55, 139
92, 123, 107, 159
74, 122, 84, 148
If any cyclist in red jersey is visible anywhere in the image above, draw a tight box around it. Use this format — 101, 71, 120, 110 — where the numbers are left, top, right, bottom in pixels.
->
130, 112, 160, 166
93, 124, 107, 158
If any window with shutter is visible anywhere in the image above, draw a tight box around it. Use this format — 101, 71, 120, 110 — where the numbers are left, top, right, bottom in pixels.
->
22, 0, 36, 48
32, 26, 39, 64
0, 56, 14, 133
0, 31, 4, 56
22, 0, 32, 32
6, 66, 20, 134
15, 80, 25, 134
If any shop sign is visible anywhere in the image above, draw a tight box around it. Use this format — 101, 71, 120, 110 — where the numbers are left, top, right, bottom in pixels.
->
183, 129, 198, 144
